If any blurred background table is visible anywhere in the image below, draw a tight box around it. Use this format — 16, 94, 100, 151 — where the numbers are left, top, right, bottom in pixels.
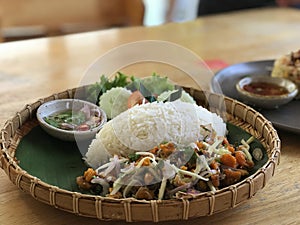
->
0, 0, 144, 42
0, 7, 300, 225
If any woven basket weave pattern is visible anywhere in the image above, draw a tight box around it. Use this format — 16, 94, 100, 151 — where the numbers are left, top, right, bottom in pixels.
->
0, 86, 280, 222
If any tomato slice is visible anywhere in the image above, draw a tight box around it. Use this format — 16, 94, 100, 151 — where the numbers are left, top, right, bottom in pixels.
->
127, 91, 147, 108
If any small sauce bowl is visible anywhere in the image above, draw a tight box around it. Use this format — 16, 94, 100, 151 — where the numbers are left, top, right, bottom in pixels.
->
36, 99, 107, 141
236, 76, 298, 109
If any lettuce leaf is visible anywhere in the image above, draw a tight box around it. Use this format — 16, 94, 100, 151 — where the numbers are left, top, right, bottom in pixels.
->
87, 72, 135, 104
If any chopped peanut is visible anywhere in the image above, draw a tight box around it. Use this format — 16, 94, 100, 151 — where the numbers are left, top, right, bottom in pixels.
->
135, 156, 151, 166
142, 158, 151, 166
180, 166, 188, 171
227, 145, 235, 153
160, 142, 175, 158
196, 141, 205, 149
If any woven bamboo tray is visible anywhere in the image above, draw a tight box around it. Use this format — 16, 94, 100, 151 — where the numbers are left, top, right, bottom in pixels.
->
0, 86, 281, 222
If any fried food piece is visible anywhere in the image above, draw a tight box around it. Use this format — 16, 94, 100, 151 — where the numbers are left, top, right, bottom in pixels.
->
235, 151, 254, 169
76, 176, 92, 190
222, 169, 242, 186
220, 153, 237, 168
135, 187, 155, 200
84, 168, 97, 182
222, 138, 235, 153
211, 174, 220, 187
210, 160, 220, 170
197, 180, 210, 192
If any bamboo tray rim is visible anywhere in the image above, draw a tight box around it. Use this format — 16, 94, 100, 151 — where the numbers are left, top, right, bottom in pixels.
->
0, 86, 281, 222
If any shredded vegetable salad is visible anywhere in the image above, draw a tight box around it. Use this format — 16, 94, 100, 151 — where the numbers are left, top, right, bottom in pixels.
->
77, 72, 262, 200
76, 135, 257, 200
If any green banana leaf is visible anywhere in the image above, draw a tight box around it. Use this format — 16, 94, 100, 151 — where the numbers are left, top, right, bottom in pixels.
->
16, 126, 89, 192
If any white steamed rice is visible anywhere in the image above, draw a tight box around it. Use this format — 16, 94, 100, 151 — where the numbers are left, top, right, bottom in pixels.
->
85, 100, 226, 168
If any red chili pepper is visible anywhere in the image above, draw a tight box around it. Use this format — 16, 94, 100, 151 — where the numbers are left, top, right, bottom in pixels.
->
77, 124, 90, 131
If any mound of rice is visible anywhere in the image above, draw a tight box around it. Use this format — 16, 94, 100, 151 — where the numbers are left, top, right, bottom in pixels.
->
85, 100, 226, 168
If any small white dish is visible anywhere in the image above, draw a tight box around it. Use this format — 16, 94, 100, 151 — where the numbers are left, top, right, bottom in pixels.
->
36, 99, 107, 142
236, 76, 298, 109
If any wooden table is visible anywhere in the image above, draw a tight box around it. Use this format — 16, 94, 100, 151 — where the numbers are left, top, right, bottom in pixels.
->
1, 7, 300, 225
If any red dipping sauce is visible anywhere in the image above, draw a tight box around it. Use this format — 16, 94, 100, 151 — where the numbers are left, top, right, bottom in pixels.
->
243, 82, 289, 96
